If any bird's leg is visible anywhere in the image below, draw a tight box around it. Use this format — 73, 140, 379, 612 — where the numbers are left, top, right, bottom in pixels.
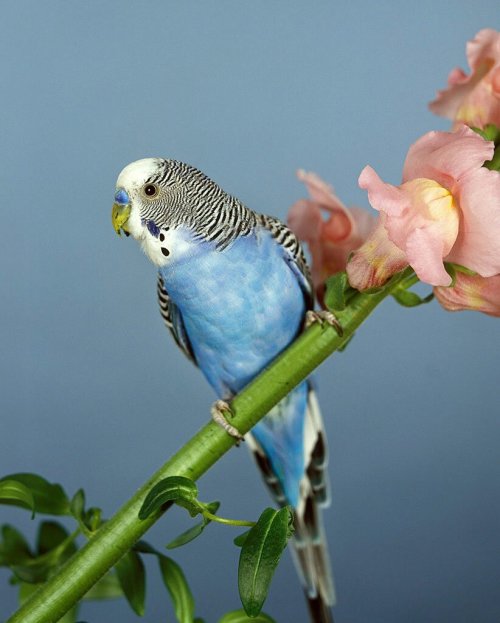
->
305, 310, 344, 336
211, 399, 244, 444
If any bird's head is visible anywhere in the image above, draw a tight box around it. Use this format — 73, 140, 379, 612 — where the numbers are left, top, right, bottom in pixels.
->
112, 157, 209, 266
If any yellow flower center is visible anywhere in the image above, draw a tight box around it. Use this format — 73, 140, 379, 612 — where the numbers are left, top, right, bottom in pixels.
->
402, 178, 460, 251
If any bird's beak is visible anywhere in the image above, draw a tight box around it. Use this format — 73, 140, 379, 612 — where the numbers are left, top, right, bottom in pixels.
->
112, 189, 131, 236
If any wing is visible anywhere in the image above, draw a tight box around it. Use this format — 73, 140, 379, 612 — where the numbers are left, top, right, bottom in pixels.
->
156, 273, 198, 365
259, 214, 314, 310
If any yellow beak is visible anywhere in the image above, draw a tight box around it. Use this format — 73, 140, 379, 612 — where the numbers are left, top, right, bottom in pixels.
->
112, 202, 132, 236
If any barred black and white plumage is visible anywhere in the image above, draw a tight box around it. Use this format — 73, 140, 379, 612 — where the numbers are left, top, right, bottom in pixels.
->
139, 159, 259, 251
156, 274, 196, 364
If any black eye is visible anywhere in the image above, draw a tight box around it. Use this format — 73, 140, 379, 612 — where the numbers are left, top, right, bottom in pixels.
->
144, 184, 158, 197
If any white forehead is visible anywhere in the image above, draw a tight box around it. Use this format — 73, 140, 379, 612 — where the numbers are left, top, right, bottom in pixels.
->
116, 158, 163, 189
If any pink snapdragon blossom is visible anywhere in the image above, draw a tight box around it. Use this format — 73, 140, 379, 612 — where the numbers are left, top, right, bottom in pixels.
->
347, 125, 500, 290
288, 170, 376, 298
429, 28, 500, 128
434, 273, 500, 317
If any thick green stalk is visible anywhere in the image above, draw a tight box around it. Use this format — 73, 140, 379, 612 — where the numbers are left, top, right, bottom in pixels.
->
7, 275, 406, 623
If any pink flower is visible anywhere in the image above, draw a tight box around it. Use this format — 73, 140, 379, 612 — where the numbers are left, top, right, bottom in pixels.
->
288, 170, 376, 299
434, 272, 500, 317
429, 28, 500, 128
346, 126, 500, 290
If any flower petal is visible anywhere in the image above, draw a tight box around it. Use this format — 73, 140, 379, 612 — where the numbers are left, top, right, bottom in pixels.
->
492, 65, 500, 96
349, 207, 378, 240
297, 169, 349, 213
434, 272, 500, 317
287, 199, 323, 242
429, 68, 477, 120
358, 166, 408, 216
321, 209, 355, 242
403, 126, 494, 185
429, 29, 500, 127
346, 219, 408, 290
466, 28, 500, 72
446, 167, 500, 277
383, 178, 459, 256
404, 227, 452, 286
289, 170, 379, 299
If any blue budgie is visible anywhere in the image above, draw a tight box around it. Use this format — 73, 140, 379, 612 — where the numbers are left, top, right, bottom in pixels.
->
112, 158, 336, 623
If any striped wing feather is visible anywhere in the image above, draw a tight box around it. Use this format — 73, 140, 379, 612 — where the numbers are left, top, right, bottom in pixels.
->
156, 273, 197, 365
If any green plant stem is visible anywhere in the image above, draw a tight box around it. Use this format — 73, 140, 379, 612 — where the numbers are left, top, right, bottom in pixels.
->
7, 269, 413, 623
201, 510, 255, 528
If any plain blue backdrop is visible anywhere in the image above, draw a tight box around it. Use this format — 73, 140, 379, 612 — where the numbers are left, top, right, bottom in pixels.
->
1, 2, 499, 622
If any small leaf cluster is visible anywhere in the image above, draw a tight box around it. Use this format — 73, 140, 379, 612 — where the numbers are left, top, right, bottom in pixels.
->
1, 472, 292, 622
139, 476, 294, 618
324, 272, 357, 313
0, 473, 117, 622
325, 268, 435, 314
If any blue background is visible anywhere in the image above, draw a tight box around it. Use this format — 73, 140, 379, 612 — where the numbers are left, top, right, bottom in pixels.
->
1, 2, 499, 622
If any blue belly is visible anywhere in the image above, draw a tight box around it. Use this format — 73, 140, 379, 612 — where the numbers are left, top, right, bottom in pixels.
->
159, 227, 306, 397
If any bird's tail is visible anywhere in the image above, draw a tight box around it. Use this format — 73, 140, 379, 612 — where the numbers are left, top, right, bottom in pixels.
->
247, 383, 335, 623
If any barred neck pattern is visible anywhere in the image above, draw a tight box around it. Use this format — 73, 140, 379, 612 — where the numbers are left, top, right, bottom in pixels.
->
142, 159, 258, 250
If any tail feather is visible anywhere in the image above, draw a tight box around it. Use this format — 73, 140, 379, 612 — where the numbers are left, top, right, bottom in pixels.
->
305, 594, 335, 623
246, 383, 335, 623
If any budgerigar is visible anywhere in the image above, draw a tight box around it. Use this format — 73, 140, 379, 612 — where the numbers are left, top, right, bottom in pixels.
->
112, 158, 336, 623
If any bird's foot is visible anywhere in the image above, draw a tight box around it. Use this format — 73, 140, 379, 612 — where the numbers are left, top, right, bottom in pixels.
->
211, 399, 244, 445
305, 310, 343, 336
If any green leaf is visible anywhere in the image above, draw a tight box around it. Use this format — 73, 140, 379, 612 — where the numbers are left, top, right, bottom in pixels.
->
484, 143, 500, 171
83, 570, 124, 601
324, 272, 350, 311
0, 525, 33, 566
233, 530, 251, 548
0, 473, 70, 515
70, 489, 85, 522
471, 124, 500, 170
158, 554, 195, 623
115, 550, 146, 616
218, 609, 276, 623
11, 523, 77, 585
139, 476, 199, 520
167, 521, 206, 550
133, 539, 160, 555
167, 501, 220, 549
392, 289, 434, 307
0, 480, 35, 517
70, 490, 102, 533
134, 534, 199, 620
11, 557, 55, 584
238, 507, 294, 617
84, 507, 102, 532
37, 521, 74, 556
472, 123, 500, 143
